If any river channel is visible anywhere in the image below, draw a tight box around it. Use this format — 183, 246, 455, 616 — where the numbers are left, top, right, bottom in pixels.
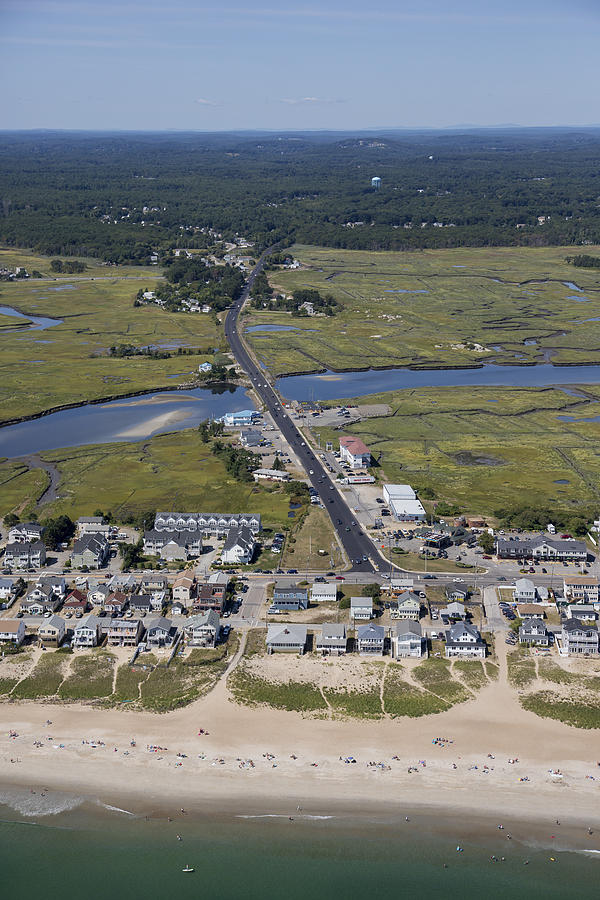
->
0, 385, 252, 458
275, 363, 600, 401
0, 304, 63, 331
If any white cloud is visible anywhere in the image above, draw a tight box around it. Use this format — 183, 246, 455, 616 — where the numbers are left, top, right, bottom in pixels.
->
195, 98, 218, 107
280, 97, 345, 105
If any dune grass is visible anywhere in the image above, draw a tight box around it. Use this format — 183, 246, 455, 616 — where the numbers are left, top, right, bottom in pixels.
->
383, 665, 447, 717
412, 657, 471, 704
58, 652, 116, 700
11, 652, 67, 699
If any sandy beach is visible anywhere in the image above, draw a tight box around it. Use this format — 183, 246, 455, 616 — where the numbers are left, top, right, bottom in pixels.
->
1, 665, 600, 834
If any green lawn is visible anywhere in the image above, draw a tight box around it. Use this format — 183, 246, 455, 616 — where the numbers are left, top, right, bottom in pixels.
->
245, 244, 600, 376
0, 250, 223, 423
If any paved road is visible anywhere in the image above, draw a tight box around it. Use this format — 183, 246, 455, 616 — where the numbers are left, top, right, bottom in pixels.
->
224, 250, 388, 575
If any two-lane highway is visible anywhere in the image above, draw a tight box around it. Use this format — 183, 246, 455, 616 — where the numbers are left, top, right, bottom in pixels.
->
224, 251, 390, 574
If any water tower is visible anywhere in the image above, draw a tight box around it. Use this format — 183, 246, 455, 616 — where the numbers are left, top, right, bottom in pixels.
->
371, 176, 381, 190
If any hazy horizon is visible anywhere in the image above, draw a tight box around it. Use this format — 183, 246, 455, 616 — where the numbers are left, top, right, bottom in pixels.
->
2, 0, 599, 132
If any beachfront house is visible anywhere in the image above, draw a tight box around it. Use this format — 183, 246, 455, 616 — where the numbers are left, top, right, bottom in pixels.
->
37, 615, 66, 647
315, 623, 347, 656
220, 526, 255, 565
518, 617, 550, 646
73, 615, 101, 648
350, 596, 373, 621
310, 582, 338, 604
391, 591, 421, 620
184, 610, 220, 648
0, 620, 26, 647
561, 618, 599, 656
266, 624, 307, 654
391, 620, 426, 659
356, 623, 385, 655
107, 619, 144, 647
146, 617, 178, 648
71, 534, 109, 569
444, 622, 486, 659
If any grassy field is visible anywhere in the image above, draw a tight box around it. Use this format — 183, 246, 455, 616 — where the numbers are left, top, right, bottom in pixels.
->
281, 506, 344, 571
33, 429, 294, 524
0, 459, 50, 518
412, 657, 471, 704
245, 244, 600, 376
315, 383, 600, 515
0, 249, 224, 422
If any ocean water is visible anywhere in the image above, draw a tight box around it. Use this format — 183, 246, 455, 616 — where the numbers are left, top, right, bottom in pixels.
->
0, 791, 598, 899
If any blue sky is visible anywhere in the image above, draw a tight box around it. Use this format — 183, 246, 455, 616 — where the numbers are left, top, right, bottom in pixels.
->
1, 0, 599, 130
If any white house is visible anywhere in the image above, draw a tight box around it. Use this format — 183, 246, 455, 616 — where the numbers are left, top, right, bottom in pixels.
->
563, 576, 599, 605
253, 468, 290, 483
266, 624, 307, 654
315, 623, 347, 656
0, 620, 25, 647
0, 577, 17, 607
220, 526, 255, 565
350, 596, 373, 620
391, 620, 426, 659
339, 435, 371, 469
146, 617, 178, 648
220, 410, 259, 427
513, 578, 536, 602
310, 582, 337, 604
444, 622, 486, 658
8, 522, 44, 543
184, 610, 221, 647
73, 615, 100, 648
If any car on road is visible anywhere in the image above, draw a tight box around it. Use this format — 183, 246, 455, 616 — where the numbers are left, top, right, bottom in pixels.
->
345, 526, 351, 532
335, 575, 345, 580
423, 575, 436, 580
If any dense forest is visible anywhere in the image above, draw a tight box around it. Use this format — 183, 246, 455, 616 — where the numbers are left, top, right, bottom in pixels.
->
0, 129, 599, 262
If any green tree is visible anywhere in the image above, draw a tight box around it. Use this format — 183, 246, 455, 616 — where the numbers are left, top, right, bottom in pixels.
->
478, 532, 495, 554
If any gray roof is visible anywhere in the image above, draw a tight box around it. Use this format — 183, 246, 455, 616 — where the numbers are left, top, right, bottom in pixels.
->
78, 517, 104, 524
350, 596, 373, 608
319, 623, 346, 641
74, 614, 100, 631
394, 620, 422, 638
357, 623, 385, 640
146, 616, 173, 633
40, 615, 64, 630
520, 617, 548, 631
186, 610, 220, 630
497, 536, 587, 554
448, 621, 482, 641
266, 624, 307, 645
564, 617, 598, 634
73, 533, 107, 554
222, 525, 254, 553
